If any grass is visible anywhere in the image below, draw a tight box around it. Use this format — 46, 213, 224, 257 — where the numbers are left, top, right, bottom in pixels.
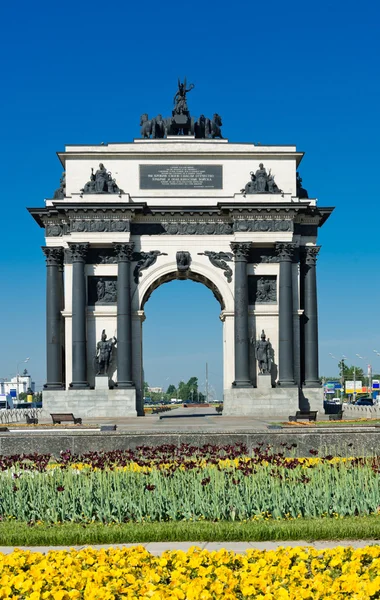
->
279, 419, 380, 427
1, 516, 379, 546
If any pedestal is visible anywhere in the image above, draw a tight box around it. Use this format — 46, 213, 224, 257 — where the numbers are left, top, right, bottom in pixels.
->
95, 376, 109, 390
42, 389, 137, 418
256, 374, 272, 392
223, 386, 299, 418
299, 387, 323, 412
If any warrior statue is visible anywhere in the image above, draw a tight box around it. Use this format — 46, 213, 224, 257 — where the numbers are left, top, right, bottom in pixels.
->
95, 330, 117, 376
253, 330, 273, 375
173, 78, 194, 116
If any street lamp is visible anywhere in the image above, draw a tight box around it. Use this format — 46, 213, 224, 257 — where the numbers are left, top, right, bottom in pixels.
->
356, 354, 371, 394
16, 357, 30, 401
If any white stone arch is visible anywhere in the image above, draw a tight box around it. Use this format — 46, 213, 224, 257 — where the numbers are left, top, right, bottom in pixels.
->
132, 258, 234, 313
131, 258, 235, 409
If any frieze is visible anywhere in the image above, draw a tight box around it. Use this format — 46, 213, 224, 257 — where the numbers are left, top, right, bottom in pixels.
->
161, 222, 233, 235
233, 219, 293, 233
88, 276, 117, 305
70, 219, 130, 233
248, 276, 277, 304
86, 248, 118, 264
198, 251, 233, 283
249, 248, 280, 264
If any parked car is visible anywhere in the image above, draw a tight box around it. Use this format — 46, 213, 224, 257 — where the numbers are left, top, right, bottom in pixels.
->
355, 397, 374, 406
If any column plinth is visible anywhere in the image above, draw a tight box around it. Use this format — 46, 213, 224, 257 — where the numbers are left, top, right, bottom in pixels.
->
276, 243, 297, 387
230, 242, 252, 388
69, 243, 90, 389
42, 246, 64, 390
113, 243, 135, 389
302, 246, 321, 387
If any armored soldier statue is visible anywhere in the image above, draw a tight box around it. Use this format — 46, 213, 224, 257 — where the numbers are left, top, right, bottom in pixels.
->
253, 330, 273, 375
95, 330, 117, 375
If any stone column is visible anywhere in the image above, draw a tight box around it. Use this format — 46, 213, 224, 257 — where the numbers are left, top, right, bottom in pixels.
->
276, 242, 297, 386
68, 243, 90, 389
230, 242, 252, 387
113, 242, 135, 388
302, 246, 321, 386
42, 246, 64, 390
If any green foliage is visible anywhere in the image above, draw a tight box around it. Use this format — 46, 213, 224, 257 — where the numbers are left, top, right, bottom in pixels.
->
338, 361, 365, 382
0, 516, 380, 546
18, 392, 27, 401
166, 384, 176, 396
2, 460, 380, 523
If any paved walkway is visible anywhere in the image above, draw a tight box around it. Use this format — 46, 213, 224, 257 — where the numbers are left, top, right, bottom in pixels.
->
32, 406, 333, 432
1, 540, 379, 554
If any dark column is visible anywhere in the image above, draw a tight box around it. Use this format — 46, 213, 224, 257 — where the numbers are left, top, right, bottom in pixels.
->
69, 243, 90, 389
113, 243, 135, 388
302, 246, 321, 386
42, 246, 64, 390
276, 242, 297, 386
230, 242, 252, 387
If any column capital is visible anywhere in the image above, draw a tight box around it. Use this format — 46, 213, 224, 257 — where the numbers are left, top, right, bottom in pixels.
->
42, 246, 64, 267
275, 242, 297, 261
67, 243, 89, 263
230, 242, 251, 261
301, 245, 321, 266
113, 242, 135, 262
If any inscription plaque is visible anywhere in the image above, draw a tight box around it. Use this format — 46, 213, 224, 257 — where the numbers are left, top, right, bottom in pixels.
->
140, 164, 223, 189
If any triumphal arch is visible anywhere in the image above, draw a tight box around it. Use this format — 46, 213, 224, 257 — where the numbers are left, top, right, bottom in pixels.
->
29, 81, 333, 418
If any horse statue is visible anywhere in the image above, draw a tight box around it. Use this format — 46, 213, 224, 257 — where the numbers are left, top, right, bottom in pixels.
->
194, 115, 208, 139
140, 114, 153, 138
207, 113, 223, 139
151, 114, 167, 139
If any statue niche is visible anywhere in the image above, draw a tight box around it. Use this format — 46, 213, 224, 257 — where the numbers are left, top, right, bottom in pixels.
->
81, 163, 123, 194
241, 163, 282, 195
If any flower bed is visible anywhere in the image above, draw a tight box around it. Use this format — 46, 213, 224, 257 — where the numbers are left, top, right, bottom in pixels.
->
0, 444, 379, 524
2, 545, 380, 598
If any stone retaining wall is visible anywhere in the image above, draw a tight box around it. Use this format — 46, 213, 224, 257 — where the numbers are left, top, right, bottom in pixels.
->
0, 428, 379, 457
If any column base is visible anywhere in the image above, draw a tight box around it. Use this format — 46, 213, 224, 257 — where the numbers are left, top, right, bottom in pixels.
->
69, 382, 90, 389
232, 380, 253, 388
117, 381, 135, 389
43, 383, 65, 390
304, 380, 322, 388
277, 380, 297, 388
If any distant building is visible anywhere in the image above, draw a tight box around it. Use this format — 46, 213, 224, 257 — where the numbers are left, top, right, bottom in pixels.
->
147, 387, 163, 394
0, 371, 35, 396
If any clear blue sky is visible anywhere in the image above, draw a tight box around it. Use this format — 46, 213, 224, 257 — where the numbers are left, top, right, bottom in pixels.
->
1, 0, 379, 397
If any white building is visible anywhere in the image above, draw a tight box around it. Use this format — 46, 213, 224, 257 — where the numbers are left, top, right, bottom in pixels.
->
0, 372, 35, 396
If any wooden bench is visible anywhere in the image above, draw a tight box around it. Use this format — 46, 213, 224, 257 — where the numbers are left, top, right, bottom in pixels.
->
289, 410, 318, 422
50, 413, 82, 425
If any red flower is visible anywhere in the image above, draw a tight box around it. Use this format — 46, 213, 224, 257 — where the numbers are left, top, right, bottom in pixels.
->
56, 486, 65, 492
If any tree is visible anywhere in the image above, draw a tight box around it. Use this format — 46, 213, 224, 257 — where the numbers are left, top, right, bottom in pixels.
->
166, 384, 176, 396
338, 361, 364, 383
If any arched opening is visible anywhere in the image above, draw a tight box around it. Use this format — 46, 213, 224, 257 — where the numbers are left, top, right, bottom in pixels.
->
142, 278, 223, 405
